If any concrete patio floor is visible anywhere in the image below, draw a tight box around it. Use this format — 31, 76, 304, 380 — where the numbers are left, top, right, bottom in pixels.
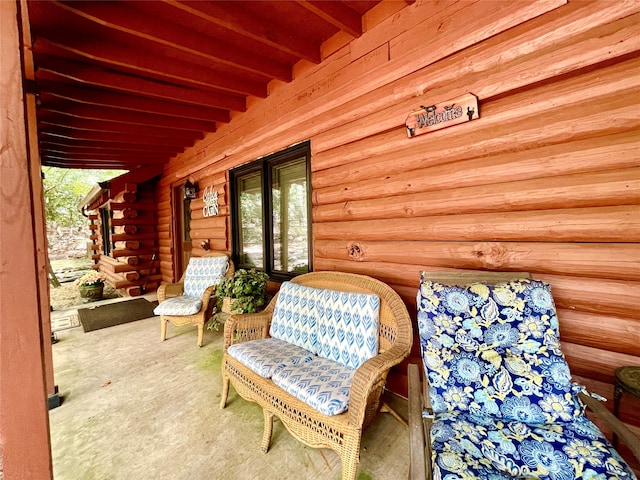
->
49, 301, 410, 480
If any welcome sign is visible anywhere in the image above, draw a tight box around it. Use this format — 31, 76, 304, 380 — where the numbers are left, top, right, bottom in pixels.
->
405, 93, 479, 137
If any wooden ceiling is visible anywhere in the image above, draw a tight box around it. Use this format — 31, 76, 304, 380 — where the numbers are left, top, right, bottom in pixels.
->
26, 0, 391, 170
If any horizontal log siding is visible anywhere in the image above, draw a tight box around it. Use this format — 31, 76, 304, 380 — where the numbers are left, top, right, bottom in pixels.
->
157, 0, 640, 438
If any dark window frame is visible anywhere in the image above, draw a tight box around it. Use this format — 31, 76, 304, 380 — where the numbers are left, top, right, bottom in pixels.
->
230, 141, 312, 282
99, 207, 112, 256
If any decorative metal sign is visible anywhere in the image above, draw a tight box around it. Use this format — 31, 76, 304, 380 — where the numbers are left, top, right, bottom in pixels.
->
202, 186, 219, 217
405, 93, 479, 137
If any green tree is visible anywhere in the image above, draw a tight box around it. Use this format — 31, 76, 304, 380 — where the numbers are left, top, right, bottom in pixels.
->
42, 167, 125, 230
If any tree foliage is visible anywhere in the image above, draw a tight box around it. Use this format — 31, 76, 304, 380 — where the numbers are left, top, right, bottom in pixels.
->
42, 167, 125, 229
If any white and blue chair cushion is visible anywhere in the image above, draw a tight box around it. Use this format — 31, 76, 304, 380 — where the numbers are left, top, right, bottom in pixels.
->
271, 356, 355, 416
316, 289, 380, 370
430, 411, 636, 479
270, 282, 321, 353
227, 338, 314, 379
417, 277, 585, 424
153, 295, 202, 316
183, 255, 229, 298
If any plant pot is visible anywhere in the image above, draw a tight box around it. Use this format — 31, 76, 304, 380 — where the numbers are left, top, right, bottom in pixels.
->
222, 297, 242, 314
79, 284, 104, 300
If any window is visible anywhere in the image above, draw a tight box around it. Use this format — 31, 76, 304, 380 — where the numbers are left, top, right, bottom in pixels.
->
99, 207, 112, 256
231, 141, 312, 280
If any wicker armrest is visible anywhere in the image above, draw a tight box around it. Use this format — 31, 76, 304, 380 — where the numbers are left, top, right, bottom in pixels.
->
200, 285, 217, 309
348, 345, 410, 427
223, 310, 273, 349
578, 392, 640, 461
157, 282, 184, 302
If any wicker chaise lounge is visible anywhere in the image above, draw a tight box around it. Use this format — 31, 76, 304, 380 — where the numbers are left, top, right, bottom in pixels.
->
220, 271, 413, 480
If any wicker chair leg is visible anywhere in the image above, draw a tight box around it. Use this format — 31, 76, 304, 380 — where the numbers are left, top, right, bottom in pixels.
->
220, 374, 229, 409
197, 324, 204, 347
261, 409, 274, 453
341, 443, 360, 480
160, 317, 168, 341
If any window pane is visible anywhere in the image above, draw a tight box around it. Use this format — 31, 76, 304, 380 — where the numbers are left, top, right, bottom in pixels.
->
237, 171, 263, 268
271, 157, 308, 274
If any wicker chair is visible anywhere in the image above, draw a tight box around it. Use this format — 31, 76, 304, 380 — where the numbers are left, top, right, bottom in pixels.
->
155, 252, 234, 347
220, 271, 413, 480
409, 269, 640, 480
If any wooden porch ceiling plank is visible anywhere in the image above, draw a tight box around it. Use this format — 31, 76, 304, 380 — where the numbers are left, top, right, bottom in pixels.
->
299, 1, 363, 38
37, 117, 204, 142
40, 149, 166, 160
40, 139, 181, 154
38, 82, 230, 123
41, 155, 166, 170
164, 0, 321, 64
38, 105, 216, 133
52, 0, 292, 82
40, 127, 192, 148
35, 56, 247, 112
32, 38, 267, 98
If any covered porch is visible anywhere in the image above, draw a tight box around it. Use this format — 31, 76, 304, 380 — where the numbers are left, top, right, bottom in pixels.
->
1, 0, 639, 478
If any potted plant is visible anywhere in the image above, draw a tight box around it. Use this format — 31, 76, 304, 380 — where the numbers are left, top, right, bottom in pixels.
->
207, 268, 269, 331
76, 271, 106, 300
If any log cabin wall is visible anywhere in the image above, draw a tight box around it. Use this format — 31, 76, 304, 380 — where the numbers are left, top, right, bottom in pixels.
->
89, 180, 162, 296
157, 0, 640, 440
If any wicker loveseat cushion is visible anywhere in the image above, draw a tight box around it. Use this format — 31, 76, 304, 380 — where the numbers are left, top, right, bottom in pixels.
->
270, 282, 321, 353
316, 289, 380, 370
153, 295, 202, 316
272, 356, 355, 416
227, 337, 314, 379
183, 255, 229, 298
417, 276, 585, 424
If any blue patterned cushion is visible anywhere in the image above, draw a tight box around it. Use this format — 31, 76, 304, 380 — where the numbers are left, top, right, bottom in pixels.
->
183, 256, 229, 298
417, 276, 585, 423
227, 338, 314, 379
430, 411, 637, 479
154, 295, 202, 316
270, 282, 321, 353
272, 356, 355, 416
316, 289, 380, 369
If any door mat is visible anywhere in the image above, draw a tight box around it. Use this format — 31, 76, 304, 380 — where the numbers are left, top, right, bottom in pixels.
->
78, 298, 159, 333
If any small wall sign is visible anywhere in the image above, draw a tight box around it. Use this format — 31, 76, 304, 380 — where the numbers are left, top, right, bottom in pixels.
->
202, 186, 219, 217
405, 93, 479, 137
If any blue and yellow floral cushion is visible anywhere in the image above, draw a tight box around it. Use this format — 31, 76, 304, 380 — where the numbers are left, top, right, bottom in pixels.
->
153, 295, 202, 316
431, 410, 636, 479
227, 337, 314, 379
183, 256, 229, 298
417, 276, 585, 423
316, 289, 380, 370
271, 355, 355, 416
270, 282, 321, 353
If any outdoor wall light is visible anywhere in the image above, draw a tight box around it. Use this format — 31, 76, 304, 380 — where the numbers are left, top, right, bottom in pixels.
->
184, 180, 198, 200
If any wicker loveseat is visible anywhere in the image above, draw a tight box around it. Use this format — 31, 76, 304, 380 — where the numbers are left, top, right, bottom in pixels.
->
220, 271, 412, 480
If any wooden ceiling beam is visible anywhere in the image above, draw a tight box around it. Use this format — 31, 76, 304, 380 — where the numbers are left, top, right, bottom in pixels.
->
37, 105, 216, 133
40, 138, 182, 154
41, 156, 160, 169
298, 1, 362, 38
40, 149, 167, 160
37, 116, 204, 142
38, 83, 230, 123
35, 56, 247, 112
40, 127, 191, 148
164, 0, 321, 64
32, 38, 267, 98
52, 0, 292, 82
